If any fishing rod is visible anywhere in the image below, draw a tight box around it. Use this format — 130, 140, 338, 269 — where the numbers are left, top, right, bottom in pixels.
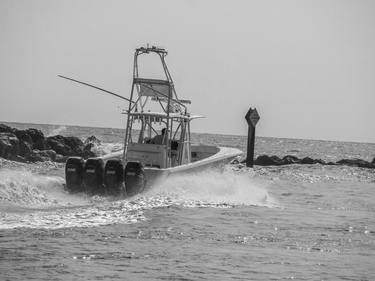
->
58, 75, 134, 103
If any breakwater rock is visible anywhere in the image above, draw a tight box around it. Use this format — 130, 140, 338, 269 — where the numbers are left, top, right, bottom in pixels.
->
0, 124, 98, 163
236, 154, 375, 169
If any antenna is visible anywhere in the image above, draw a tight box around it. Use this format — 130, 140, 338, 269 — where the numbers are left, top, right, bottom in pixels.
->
58, 75, 134, 103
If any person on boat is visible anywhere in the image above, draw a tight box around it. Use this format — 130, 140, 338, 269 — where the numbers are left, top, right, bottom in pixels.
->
151, 128, 166, 144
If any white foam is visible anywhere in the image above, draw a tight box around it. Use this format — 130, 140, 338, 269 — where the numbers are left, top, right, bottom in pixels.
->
144, 167, 276, 207
47, 126, 67, 137
91, 142, 123, 156
0, 169, 88, 209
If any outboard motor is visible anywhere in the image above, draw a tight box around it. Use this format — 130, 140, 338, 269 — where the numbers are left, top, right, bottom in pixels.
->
83, 158, 104, 195
124, 161, 146, 196
104, 159, 124, 195
65, 157, 85, 193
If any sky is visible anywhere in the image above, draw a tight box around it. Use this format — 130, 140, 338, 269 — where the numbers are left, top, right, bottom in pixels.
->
0, 0, 374, 143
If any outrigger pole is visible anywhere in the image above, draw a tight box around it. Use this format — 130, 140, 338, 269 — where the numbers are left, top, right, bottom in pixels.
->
58, 75, 134, 103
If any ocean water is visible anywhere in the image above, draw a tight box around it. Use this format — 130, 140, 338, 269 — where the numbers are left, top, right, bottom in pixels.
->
1, 122, 375, 280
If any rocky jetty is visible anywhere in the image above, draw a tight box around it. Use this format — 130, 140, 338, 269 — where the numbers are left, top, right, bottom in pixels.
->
237, 154, 375, 169
0, 124, 99, 163
2, 123, 374, 169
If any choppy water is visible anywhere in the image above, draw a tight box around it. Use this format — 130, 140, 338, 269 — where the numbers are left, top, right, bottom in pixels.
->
1, 122, 375, 280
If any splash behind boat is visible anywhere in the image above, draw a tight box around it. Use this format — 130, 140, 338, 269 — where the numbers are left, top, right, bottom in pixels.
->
63, 46, 242, 196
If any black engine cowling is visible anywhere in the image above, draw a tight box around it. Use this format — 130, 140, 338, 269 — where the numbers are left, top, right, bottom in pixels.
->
124, 161, 146, 196
65, 157, 85, 193
83, 158, 104, 194
104, 159, 124, 195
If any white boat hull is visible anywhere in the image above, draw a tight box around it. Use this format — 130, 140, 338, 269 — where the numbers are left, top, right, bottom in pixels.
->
101, 146, 242, 186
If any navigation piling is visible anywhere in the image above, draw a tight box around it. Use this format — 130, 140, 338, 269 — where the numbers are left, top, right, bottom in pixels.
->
245, 107, 260, 167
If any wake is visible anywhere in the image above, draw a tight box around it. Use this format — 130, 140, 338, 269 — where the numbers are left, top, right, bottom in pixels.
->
143, 167, 277, 208
0, 166, 276, 230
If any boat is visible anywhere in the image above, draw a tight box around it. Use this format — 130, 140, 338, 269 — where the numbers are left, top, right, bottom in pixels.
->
64, 46, 242, 196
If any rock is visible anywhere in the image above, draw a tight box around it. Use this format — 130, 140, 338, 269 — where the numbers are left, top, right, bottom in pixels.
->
281, 155, 300, 165
0, 124, 100, 162
46, 135, 84, 157
26, 152, 46, 162
336, 158, 371, 168
270, 155, 283, 165
46, 136, 72, 156
0, 124, 14, 134
55, 154, 68, 163
300, 157, 316, 164
83, 143, 97, 158
65, 136, 84, 156
84, 135, 101, 146
234, 153, 374, 169
299, 157, 325, 165
254, 155, 272, 166
26, 149, 58, 162
18, 140, 33, 157
254, 155, 283, 166
13, 129, 33, 144
13, 155, 27, 163
44, 149, 57, 161
46, 135, 72, 156
0, 132, 20, 160
26, 128, 46, 150
315, 159, 326, 165
12, 129, 34, 157
249, 154, 328, 167
32, 149, 57, 161
83, 135, 101, 159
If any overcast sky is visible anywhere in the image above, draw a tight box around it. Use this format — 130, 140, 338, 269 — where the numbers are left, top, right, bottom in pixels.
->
1, 0, 374, 143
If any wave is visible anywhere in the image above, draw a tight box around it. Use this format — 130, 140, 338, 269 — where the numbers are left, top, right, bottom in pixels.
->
47, 126, 67, 137
0, 169, 88, 210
